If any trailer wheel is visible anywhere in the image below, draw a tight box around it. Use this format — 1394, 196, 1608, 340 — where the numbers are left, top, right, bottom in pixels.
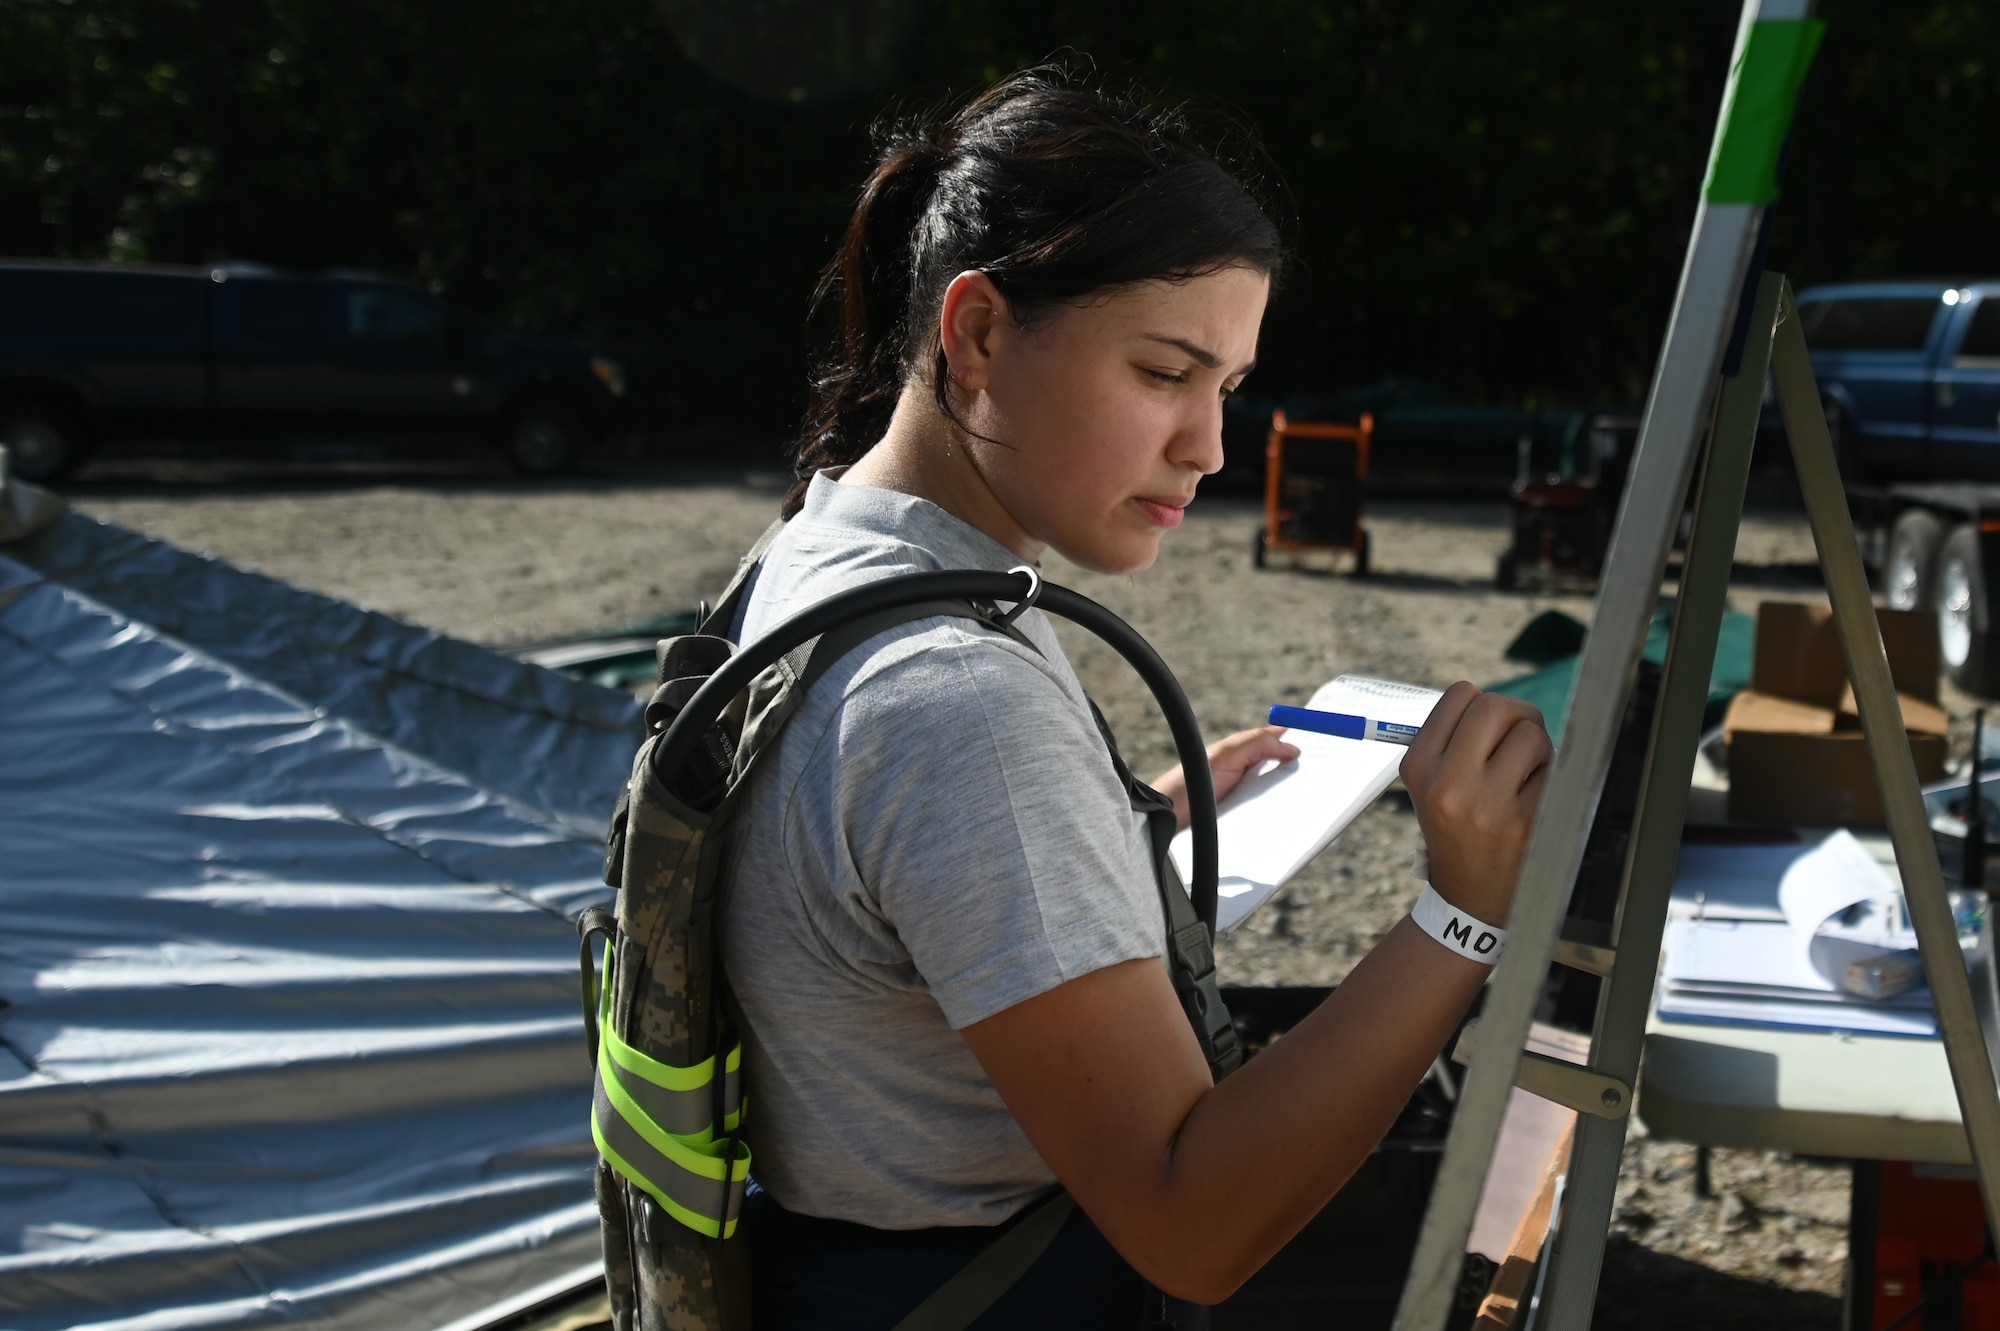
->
1884, 509, 1944, 611
1939, 523, 2000, 695
1351, 529, 1371, 578
1252, 526, 1268, 570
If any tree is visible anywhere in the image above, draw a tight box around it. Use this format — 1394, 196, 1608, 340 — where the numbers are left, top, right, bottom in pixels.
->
2, 0, 1994, 432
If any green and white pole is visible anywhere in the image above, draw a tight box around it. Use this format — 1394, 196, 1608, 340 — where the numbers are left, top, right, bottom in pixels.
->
1389, 5, 1824, 1330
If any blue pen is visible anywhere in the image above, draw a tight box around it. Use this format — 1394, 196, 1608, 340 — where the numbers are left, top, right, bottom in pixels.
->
1268, 704, 1422, 746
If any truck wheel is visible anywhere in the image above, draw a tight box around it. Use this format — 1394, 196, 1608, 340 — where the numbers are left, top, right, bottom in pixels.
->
1495, 550, 1519, 591
1351, 529, 1370, 578
1938, 524, 2000, 695
1884, 509, 1943, 611
1252, 526, 1267, 569
1, 406, 85, 483
505, 405, 583, 475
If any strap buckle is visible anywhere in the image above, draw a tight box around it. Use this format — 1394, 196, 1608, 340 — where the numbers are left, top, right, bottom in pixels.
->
993, 565, 1043, 629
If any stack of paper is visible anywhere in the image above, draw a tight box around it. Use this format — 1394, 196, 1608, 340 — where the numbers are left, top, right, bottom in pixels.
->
1657, 830, 1940, 1038
1169, 675, 1442, 934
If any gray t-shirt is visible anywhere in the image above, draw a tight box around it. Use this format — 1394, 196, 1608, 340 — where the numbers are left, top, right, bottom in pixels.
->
720, 473, 1164, 1229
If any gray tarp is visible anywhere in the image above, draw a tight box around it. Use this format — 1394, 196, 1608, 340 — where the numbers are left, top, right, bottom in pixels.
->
1, 511, 639, 1330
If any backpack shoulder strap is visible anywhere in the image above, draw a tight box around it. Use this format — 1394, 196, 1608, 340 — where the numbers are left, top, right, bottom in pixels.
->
1083, 696, 1242, 1082
697, 517, 787, 638
889, 1190, 1077, 1331
733, 594, 1240, 1083
730, 595, 1038, 788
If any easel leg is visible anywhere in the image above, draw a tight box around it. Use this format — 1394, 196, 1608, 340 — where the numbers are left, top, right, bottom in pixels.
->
1535, 272, 1785, 1331
1391, 204, 1764, 1331
1772, 275, 2000, 1248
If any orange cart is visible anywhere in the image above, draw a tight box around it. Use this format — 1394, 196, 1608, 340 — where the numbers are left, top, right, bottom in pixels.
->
1253, 409, 1374, 575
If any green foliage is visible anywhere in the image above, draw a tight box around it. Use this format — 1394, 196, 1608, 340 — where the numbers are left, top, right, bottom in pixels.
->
1, 0, 1995, 432
1782, 0, 1999, 282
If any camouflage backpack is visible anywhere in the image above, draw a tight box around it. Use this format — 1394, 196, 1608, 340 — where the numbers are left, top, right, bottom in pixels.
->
576, 523, 1240, 1331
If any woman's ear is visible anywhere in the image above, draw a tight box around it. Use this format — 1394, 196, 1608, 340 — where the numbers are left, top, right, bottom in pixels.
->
937, 270, 1009, 393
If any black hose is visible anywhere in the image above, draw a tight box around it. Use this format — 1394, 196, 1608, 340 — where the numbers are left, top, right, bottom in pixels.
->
649, 570, 1221, 932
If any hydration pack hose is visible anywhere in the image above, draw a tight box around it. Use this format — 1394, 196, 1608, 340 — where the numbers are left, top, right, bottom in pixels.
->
648, 569, 1222, 933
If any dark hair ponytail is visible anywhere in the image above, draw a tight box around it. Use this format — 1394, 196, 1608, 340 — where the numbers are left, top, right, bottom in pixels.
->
786, 64, 1288, 517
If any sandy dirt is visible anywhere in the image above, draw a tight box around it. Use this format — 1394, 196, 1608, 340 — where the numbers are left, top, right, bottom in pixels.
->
69, 464, 1867, 1327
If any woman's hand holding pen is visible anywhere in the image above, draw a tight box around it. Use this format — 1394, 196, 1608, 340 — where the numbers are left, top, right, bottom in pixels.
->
1151, 726, 1299, 833
977, 686, 1550, 1304
1398, 681, 1552, 929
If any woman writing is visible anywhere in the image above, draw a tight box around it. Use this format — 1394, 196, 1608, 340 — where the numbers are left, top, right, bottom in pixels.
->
720, 67, 1552, 1328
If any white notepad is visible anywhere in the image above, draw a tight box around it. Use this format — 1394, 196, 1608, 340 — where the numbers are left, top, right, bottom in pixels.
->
1169, 675, 1442, 934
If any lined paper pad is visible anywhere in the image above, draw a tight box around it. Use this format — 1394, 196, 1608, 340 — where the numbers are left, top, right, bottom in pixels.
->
1170, 675, 1442, 934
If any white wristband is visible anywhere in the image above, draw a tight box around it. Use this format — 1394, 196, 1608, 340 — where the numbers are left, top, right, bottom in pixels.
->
1410, 883, 1506, 965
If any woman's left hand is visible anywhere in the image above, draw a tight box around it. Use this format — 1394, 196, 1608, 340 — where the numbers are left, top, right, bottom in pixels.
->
1151, 726, 1300, 832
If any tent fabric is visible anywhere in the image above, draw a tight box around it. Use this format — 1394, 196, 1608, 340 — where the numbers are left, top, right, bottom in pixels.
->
1486, 601, 1755, 742
8, 511, 643, 837
0, 514, 638, 1330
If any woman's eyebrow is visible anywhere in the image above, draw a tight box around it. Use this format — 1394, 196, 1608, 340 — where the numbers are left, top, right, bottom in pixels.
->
1141, 333, 1255, 376
1142, 334, 1219, 368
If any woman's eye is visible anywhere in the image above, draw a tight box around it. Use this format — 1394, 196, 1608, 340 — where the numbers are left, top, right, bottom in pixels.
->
1145, 368, 1188, 386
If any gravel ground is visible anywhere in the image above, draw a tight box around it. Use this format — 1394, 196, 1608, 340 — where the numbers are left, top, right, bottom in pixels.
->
68, 463, 1863, 1327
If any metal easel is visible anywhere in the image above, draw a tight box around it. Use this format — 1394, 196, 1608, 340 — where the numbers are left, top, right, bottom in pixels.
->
1389, 3, 2000, 1328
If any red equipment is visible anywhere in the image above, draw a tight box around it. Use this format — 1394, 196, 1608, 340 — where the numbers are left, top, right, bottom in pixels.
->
1849, 1159, 2000, 1330
1254, 410, 1374, 576
1494, 415, 1640, 591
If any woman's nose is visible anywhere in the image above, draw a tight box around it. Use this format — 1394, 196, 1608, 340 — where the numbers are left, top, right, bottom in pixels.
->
1170, 404, 1227, 475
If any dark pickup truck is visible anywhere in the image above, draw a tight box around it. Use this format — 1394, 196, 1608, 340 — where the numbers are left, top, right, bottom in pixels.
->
0, 260, 626, 481
1772, 281, 2000, 694
1785, 279, 2000, 481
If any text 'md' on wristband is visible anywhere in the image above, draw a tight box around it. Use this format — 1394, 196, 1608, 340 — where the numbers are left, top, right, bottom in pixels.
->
1410, 883, 1506, 965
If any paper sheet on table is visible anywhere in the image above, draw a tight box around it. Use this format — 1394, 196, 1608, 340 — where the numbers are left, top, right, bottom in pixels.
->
1658, 915, 1937, 1038
1660, 918, 1926, 1007
1776, 829, 1901, 936
1668, 841, 1818, 922
1170, 675, 1442, 934
1657, 830, 1937, 1036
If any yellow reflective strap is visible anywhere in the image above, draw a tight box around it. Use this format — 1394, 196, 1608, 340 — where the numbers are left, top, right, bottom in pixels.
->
603, 1020, 738, 1094
600, 1047, 750, 1185
592, 1108, 746, 1240
593, 942, 743, 1106
598, 1035, 730, 1141
660, 1182, 739, 1241
587, 923, 750, 1238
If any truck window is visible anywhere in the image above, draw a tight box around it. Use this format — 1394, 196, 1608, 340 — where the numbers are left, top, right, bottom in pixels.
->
346, 287, 443, 347
0, 270, 203, 342
235, 282, 329, 343
1959, 299, 2000, 362
1798, 297, 1940, 351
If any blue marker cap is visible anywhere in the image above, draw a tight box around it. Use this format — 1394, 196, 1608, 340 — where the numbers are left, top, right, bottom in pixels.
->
1268, 704, 1422, 746
1269, 704, 1365, 740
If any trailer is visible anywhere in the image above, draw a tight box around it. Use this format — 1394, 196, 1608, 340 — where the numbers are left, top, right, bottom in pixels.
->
1851, 482, 2000, 694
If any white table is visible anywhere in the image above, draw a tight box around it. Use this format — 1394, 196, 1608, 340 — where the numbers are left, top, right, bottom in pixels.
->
1640, 793, 1974, 1162
1639, 1014, 1969, 1163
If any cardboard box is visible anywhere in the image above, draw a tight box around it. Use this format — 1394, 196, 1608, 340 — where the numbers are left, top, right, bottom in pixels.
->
1726, 602, 1947, 828
1835, 681, 1950, 737
1750, 600, 1941, 703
